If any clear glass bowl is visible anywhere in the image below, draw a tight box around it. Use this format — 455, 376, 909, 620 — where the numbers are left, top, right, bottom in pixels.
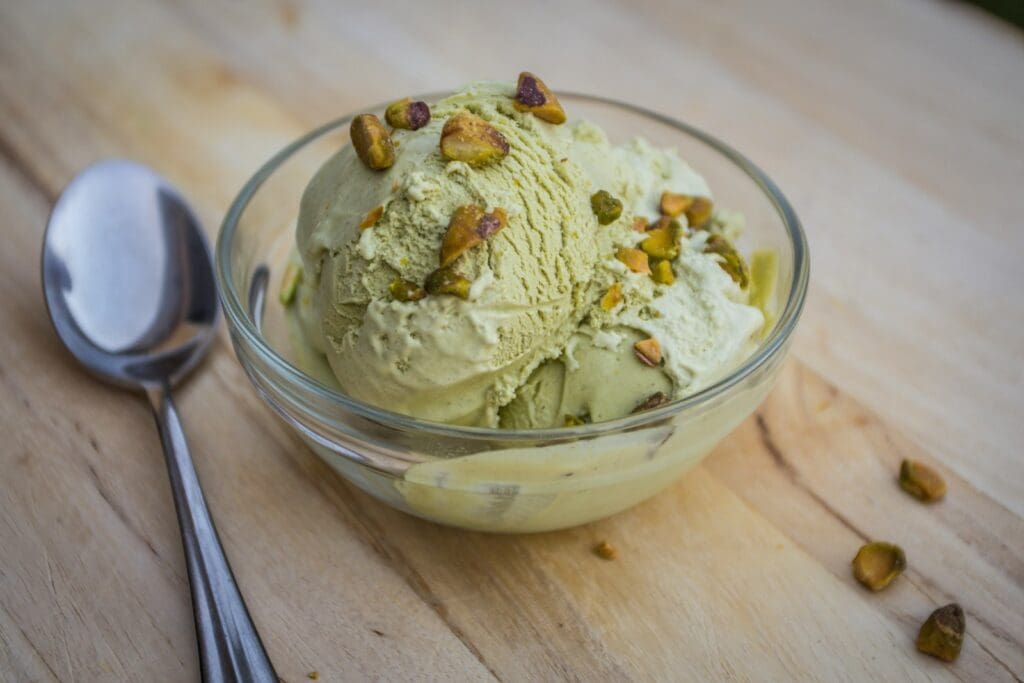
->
215, 93, 809, 533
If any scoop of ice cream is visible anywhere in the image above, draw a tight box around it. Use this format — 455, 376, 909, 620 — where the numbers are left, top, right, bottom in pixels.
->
499, 123, 764, 428
295, 82, 596, 425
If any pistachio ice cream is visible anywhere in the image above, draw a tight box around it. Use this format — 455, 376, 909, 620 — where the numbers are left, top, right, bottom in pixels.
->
295, 82, 595, 425
290, 77, 765, 430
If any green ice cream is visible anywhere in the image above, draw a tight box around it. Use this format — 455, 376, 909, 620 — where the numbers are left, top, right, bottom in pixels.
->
296, 82, 596, 425
293, 80, 765, 429
501, 121, 765, 428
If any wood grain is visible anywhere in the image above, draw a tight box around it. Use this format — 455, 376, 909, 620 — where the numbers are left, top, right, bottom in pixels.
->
1, 0, 1021, 680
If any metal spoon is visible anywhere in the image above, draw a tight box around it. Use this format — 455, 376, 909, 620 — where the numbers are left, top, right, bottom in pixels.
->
42, 159, 277, 683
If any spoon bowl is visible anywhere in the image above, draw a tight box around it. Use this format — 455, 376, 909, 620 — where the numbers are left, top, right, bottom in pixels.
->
43, 159, 218, 388
42, 159, 277, 682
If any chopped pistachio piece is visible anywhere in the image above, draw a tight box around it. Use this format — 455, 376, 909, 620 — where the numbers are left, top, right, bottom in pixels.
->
593, 541, 617, 560
590, 190, 623, 225
359, 205, 384, 230
634, 337, 662, 367
615, 247, 650, 274
685, 196, 713, 227
424, 266, 471, 299
389, 277, 426, 302
641, 220, 680, 260
350, 114, 395, 170
704, 234, 750, 288
440, 112, 509, 166
564, 414, 586, 427
512, 72, 567, 124
385, 97, 431, 130
660, 191, 693, 218
439, 204, 508, 267
278, 263, 302, 306
852, 542, 906, 591
631, 217, 649, 233
648, 215, 679, 232
651, 259, 675, 285
632, 391, 671, 413
600, 282, 623, 311
916, 604, 965, 662
899, 459, 946, 503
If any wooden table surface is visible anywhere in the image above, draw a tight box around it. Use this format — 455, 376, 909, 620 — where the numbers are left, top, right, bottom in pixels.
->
2, 1, 1022, 681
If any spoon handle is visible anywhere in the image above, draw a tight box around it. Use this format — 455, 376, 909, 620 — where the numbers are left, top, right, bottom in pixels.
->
146, 385, 278, 683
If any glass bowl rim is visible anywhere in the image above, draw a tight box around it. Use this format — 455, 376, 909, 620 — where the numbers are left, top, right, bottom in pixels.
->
215, 91, 809, 443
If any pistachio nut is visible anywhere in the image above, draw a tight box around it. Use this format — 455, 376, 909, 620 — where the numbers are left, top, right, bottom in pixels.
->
634, 337, 662, 367
641, 220, 680, 260
615, 247, 650, 274
916, 604, 965, 662
660, 191, 693, 218
385, 97, 431, 130
591, 190, 623, 225
704, 234, 750, 288
685, 196, 713, 228
389, 278, 426, 302
350, 114, 395, 170
512, 72, 567, 124
651, 259, 675, 285
852, 542, 906, 591
440, 111, 509, 166
899, 459, 946, 503
439, 204, 508, 267
424, 265, 471, 299
600, 282, 623, 311
593, 541, 617, 560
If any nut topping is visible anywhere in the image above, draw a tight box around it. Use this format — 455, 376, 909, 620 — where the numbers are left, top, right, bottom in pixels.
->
615, 247, 650, 274
440, 112, 509, 166
704, 234, 750, 288
659, 191, 693, 218
640, 220, 680, 260
359, 205, 384, 230
898, 459, 946, 503
600, 282, 623, 311
685, 196, 713, 227
512, 72, 567, 124
385, 98, 431, 130
634, 338, 662, 367
440, 205, 508, 267
916, 604, 965, 662
350, 114, 395, 170
591, 190, 623, 225
389, 278, 426, 302
651, 259, 675, 285
852, 542, 906, 591
424, 266, 471, 299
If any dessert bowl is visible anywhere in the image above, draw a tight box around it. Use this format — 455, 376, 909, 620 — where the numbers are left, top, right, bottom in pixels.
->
216, 92, 809, 533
